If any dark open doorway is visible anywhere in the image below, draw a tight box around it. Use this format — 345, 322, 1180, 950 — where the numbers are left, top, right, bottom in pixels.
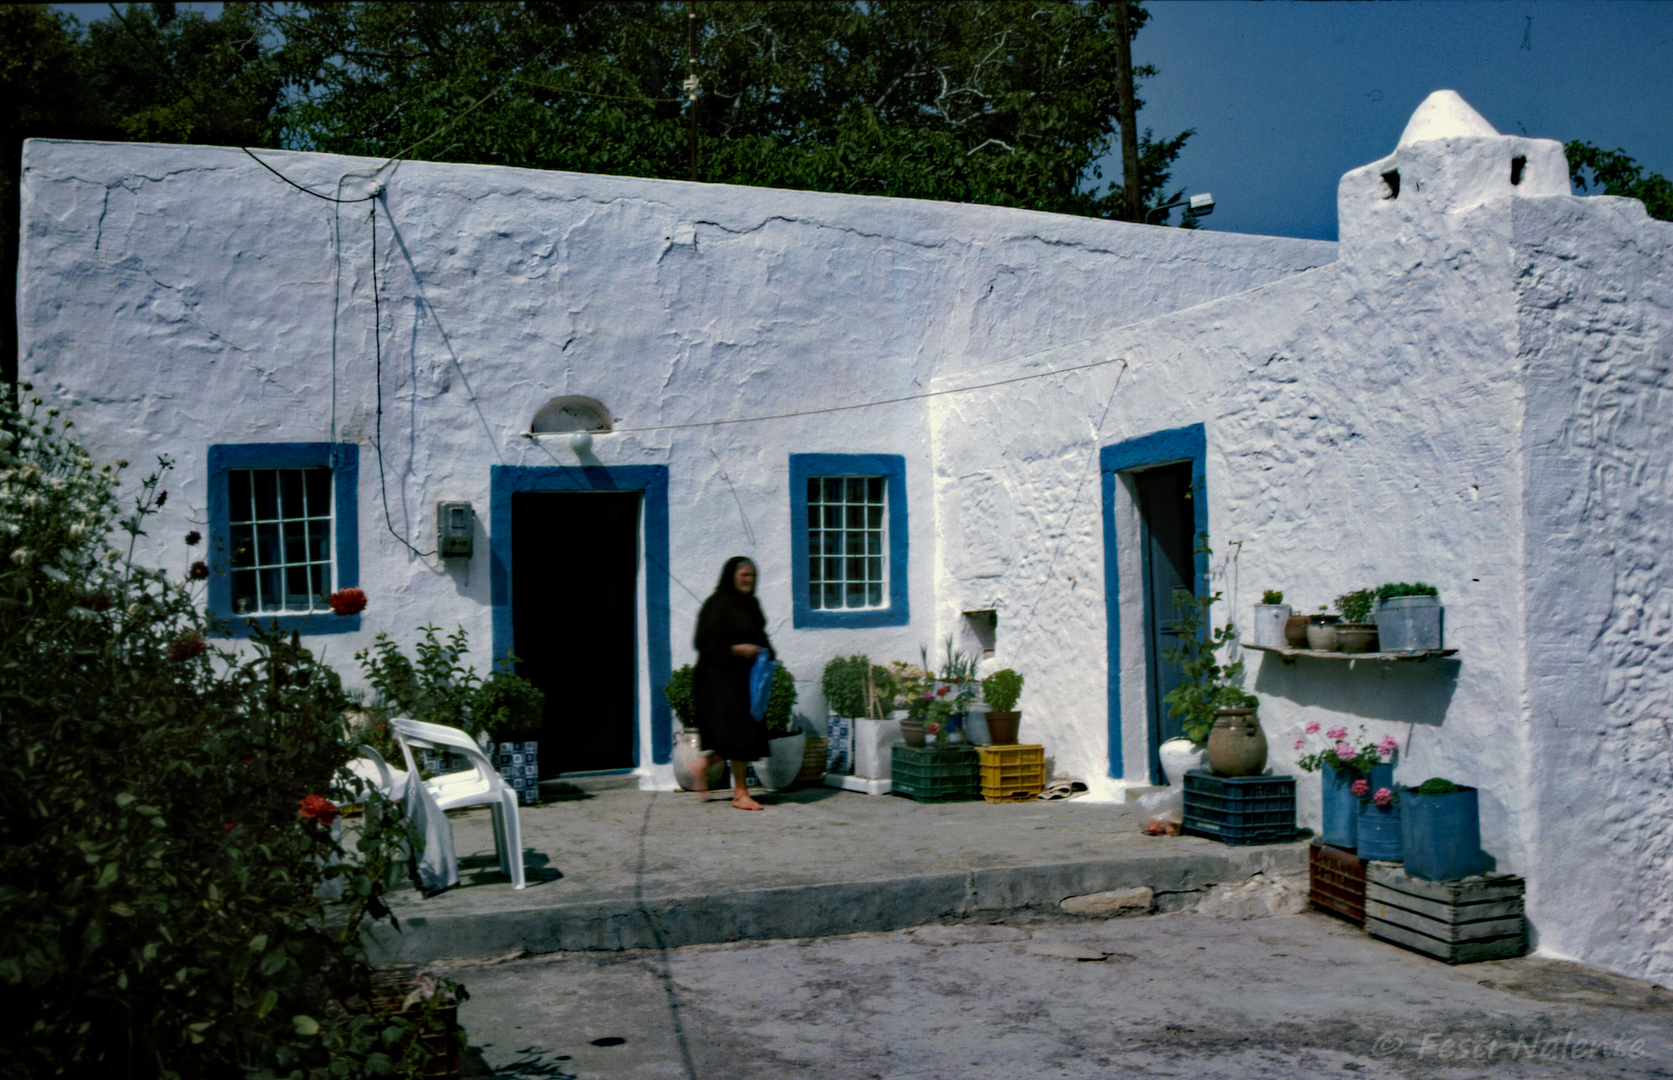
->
511, 491, 640, 775
1134, 462, 1196, 784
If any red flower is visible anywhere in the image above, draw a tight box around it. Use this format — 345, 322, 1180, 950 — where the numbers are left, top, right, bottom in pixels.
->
185, 530, 202, 546
327, 588, 366, 616
169, 633, 208, 662
299, 795, 339, 827
188, 560, 209, 580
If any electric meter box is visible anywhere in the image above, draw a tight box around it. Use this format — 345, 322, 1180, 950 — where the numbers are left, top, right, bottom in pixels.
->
437, 501, 475, 559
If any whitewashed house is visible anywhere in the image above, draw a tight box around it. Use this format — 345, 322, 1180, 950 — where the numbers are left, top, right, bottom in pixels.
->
17, 91, 1672, 981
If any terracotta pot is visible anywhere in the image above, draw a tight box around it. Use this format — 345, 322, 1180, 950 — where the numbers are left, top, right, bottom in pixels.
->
1206, 709, 1267, 777
984, 711, 1020, 744
899, 718, 927, 748
1283, 615, 1311, 648
1305, 617, 1341, 651
1336, 623, 1379, 653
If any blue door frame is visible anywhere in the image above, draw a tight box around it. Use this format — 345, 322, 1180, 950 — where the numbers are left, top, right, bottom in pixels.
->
1100, 424, 1207, 782
490, 464, 673, 767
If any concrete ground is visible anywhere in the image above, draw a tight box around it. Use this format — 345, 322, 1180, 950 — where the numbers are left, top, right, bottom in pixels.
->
373, 780, 1673, 1079
441, 910, 1673, 1080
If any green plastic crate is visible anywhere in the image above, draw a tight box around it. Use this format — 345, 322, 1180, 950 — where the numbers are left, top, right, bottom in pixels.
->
890, 745, 979, 802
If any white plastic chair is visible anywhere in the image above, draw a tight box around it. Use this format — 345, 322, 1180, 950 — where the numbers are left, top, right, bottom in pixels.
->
390, 717, 527, 889
346, 744, 409, 803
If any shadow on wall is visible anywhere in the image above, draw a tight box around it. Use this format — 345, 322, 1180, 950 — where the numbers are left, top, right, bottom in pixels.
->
1251, 655, 1461, 726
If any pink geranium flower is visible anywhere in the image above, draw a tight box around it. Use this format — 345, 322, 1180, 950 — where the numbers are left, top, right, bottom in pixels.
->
1305, 721, 1320, 735
1334, 741, 1357, 761
1373, 788, 1394, 806
1351, 778, 1370, 797
1377, 735, 1400, 758
1326, 726, 1348, 741
1294, 738, 1306, 751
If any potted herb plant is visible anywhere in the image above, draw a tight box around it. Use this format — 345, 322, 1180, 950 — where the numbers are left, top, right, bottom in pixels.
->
979, 668, 1024, 744
752, 665, 807, 789
475, 664, 547, 805
1333, 588, 1379, 653
1376, 582, 1443, 651
1400, 777, 1482, 880
1162, 586, 1264, 779
665, 665, 725, 792
1252, 589, 1292, 648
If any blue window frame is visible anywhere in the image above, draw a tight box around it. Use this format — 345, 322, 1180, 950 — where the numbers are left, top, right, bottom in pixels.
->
207, 443, 359, 637
790, 453, 909, 628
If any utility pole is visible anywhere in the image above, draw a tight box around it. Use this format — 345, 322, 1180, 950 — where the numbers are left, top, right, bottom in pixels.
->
686, 2, 699, 182
1113, 0, 1141, 222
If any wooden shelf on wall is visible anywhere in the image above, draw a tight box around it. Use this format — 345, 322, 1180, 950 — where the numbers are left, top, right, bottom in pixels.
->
1244, 643, 1458, 666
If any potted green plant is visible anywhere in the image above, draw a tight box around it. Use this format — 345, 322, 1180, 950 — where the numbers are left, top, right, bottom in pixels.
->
1376, 582, 1443, 651
1162, 586, 1264, 778
821, 654, 877, 774
1333, 588, 1379, 653
753, 665, 807, 789
474, 664, 547, 804
1252, 589, 1292, 648
665, 665, 724, 792
1296, 724, 1400, 850
979, 668, 1024, 744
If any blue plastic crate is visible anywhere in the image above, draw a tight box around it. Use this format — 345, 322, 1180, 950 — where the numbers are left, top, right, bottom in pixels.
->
1181, 770, 1297, 845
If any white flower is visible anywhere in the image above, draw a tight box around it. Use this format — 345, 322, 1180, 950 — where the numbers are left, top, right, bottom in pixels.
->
42, 566, 68, 583
69, 524, 86, 539
68, 606, 97, 620
10, 548, 31, 566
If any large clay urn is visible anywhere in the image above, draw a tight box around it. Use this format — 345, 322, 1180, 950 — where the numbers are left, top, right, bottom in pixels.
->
673, 730, 727, 791
1206, 709, 1268, 777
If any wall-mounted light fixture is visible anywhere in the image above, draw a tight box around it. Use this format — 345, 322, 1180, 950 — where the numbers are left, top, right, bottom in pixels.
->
1145, 192, 1214, 225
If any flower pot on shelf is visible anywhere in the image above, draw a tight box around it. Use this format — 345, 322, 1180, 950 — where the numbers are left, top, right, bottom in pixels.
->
1158, 737, 1207, 787
1305, 615, 1341, 652
1320, 766, 1360, 849
984, 711, 1021, 745
1336, 623, 1380, 653
1251, 604, 1293, 647
1206, 708, 1267, 777
1284, 615, 1310, 648
1376, 595, 1443, 651
1401, 785, 1482, 881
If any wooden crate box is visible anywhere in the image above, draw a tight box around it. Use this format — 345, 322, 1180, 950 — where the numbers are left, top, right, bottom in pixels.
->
1365, 864, 1526, 964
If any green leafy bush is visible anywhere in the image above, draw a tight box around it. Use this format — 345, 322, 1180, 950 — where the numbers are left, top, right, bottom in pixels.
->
820, 654, 873, 719
764, 665, 799, 735
1334, 588, 1375, 623
1375, 582, 1438, 601
1260, 589, 1284, 605
980, 669, 1025, 712
663, 664, 696, 728
1162, 584, 1256, 745
356, 626, 542, 745
0, 390, 448, 1078
1414, 777, 1463, 795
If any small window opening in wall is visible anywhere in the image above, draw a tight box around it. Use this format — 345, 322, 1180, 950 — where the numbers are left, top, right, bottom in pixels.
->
963, 609, 997, 659
1381, 170, 1401, 199
1510, 156, 1526, 186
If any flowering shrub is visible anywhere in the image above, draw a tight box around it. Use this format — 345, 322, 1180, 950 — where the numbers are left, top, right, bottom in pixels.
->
329, 586, 368, 616
1294, 721, 1400, 774
0, 390, 440, 1078
357, 624, 543, 747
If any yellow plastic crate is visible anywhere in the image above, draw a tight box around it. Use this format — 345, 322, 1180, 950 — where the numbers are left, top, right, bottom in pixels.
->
977, 744, 1045, 803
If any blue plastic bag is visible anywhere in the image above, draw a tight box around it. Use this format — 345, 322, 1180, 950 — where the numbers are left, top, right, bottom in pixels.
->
748, 650, 776, 722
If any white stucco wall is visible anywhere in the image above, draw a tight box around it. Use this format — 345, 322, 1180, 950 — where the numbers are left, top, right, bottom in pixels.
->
16, 138, 1330, 786
1514, 193, 1673, 980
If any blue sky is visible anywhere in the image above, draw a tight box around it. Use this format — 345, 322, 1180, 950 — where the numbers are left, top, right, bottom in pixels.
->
59, 2, 1673, 242
1127, 1, 1673, 239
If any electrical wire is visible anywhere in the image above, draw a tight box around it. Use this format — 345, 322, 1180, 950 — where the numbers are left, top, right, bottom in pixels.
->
370, 205, 436, 558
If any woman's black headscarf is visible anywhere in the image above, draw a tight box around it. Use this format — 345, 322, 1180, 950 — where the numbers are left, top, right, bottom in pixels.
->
714, 555, 758, 597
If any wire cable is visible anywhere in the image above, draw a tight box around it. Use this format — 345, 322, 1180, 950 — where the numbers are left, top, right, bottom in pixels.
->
370, 204, 436, 558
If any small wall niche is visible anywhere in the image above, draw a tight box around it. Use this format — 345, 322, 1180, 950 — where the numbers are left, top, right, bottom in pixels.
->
531, 395, 613, 433
1381, 170, 1401, 200
1510, 156, 1527, 186
963, 609, 997, 659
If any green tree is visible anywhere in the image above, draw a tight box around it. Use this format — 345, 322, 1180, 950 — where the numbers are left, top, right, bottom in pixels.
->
265, 1, 1191, 218
1565, 140, 1673, 222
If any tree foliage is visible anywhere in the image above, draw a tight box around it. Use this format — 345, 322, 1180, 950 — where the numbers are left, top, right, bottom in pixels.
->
266, 1, 1191, 218
0, 389, 444, 1079
1565, 140, 1673, 222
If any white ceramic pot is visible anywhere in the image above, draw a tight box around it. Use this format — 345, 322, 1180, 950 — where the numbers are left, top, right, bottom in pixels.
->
1251, 604, 1292, 647
1158, 737, 1206, 787
673, 730, 726, 791
753, 731, 808, 790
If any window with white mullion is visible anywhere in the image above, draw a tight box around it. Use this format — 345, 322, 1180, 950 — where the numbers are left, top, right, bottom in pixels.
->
228, 467, 334, 614
807, 474, 887, 610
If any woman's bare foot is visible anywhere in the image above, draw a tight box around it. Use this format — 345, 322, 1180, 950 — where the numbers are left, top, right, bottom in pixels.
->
731, 792, 764, 810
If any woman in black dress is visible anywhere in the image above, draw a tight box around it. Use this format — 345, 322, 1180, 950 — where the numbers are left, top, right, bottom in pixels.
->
690, 556, 772, 810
